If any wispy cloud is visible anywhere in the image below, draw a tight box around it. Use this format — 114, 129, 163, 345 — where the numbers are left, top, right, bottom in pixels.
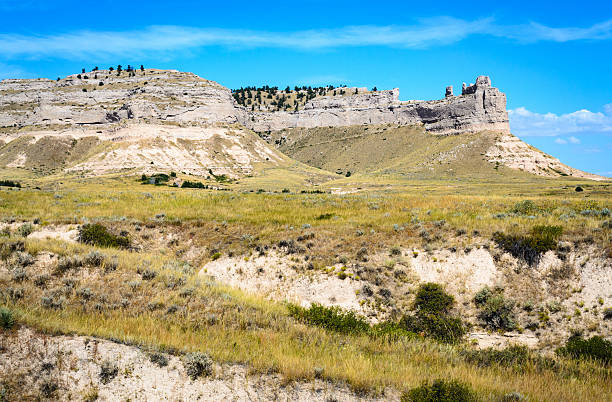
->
0, 17, 611, 60
508, 104, 612, 137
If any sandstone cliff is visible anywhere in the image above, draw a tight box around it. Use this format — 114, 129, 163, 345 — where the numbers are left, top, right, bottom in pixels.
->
0, 69, 246, 129
1, 72, 507, 136
244, 76, 510, 135
0, 69, 602, 179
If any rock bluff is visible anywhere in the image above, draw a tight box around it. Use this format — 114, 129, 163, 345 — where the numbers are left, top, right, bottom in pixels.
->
243, 75, 509, 135
1, 70, 508, 136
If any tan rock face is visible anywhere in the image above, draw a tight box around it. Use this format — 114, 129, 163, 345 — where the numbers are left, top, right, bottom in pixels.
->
0, 69, 246, 128
245, 76, 510, 135
1, 72, 507, 136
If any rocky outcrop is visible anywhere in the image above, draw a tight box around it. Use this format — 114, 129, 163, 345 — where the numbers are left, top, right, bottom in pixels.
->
2, 72, 508, 136
244, 76, 510, 135
0, 69, 246, 129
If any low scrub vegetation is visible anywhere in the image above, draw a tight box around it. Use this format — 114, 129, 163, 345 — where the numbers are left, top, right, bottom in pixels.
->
184, 352, 213, 380
493, 225, 563, 265
78, 223, 130, 249
399, 283, 467, 344
181, 180, 208, 189
556, 335, 611, 365
288, 303, 370, 335
401, 379, 477, 402
473, 286, 516, 331
0, 180, 21, 188
140, 173, 170, 185
0, 306, 16, 329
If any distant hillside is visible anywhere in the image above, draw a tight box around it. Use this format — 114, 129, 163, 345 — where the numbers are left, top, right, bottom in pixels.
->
0, 68, 604, 181
267, 124, 604, 180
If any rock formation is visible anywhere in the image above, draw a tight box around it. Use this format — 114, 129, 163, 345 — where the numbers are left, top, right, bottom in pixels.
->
243, 76, 510, 135
1, 72, 508, 136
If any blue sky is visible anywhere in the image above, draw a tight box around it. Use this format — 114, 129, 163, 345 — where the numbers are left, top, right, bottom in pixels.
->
1, 0, 611, 176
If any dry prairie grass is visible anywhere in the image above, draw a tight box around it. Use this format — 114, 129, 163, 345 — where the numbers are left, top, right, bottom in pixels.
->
1, 237, 610, 400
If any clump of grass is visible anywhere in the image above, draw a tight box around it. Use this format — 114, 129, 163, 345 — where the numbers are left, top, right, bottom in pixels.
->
16, 223, 33, 237
288, 303, 370, 335
55, 255, 83, 275
84, 250, 106, 266
511, 200, 539, 215
78, 223, 130, 249
184, 352, 213, 380
461, 345, 556, 372
556, 335, 611, 365
473, 286, 516, 332
493, 225, 563, 266
150, 352, 169, 367
401, 379, 477, 402
0, 307, 16, 329
41, 291, 65, 310
0, 238, 25, 260
99, 360, 118, 384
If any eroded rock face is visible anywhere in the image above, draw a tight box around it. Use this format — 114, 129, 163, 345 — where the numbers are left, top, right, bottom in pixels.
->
0, 69, 247, 128
244, 76, 510, 135
1, 72, 508, 136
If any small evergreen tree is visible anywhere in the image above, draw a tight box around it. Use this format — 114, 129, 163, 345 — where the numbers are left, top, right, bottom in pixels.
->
140, 65, 145, 72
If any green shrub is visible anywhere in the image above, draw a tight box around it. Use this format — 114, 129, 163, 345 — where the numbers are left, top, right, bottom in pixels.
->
493, 225, 562, 266
399, 283, 467, 343
0, 180, 21, 188
99, 361, 118, 384
473, 286, 493, 307
511, 200, 538, 215
0, 307, 16, 329
182, 181, 208, 189
474, 289, 516, 331
288, 303, 370, 335
150, 352, 169, 367
78, 224, 130, 249
16, 223, 33, 237
184, 352, 213, 379
141, 173, 169, 185
0, 238, 25, 260
401, 379, 477, 402
399, 313, 466, 344
556, 335, 611, 364
414, 283, 454, 315
211, 252, 221, 261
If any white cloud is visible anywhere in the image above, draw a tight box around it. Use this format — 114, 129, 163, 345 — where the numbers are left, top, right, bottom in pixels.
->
554, 138, 568, 144
0, 17, 611, 60
508, 104, 612, 137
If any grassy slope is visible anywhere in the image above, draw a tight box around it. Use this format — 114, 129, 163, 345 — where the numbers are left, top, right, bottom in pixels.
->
0, 127, 611, 399
2, 237, 610, 401
270, 124, 581, 181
